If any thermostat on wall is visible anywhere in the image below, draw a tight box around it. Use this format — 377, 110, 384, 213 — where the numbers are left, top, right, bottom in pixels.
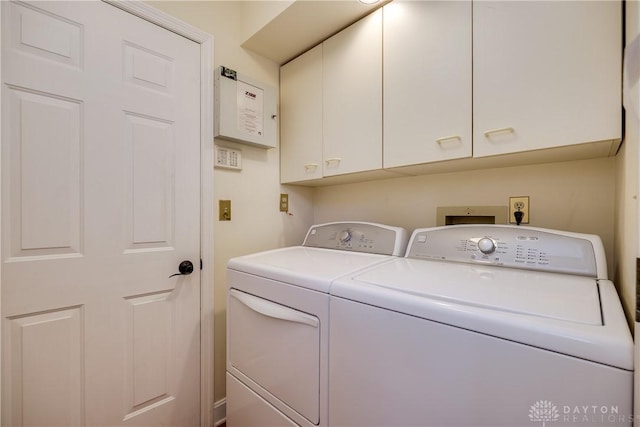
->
214, 66, 277, 149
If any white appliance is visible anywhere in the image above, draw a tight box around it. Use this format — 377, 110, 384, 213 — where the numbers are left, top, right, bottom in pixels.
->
226, 222, 408, 427
329, 225, 634, 427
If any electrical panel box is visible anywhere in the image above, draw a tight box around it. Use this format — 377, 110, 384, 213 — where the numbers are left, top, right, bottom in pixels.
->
214, 66, 278, 149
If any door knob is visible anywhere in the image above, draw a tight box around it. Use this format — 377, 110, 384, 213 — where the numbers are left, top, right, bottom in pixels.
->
169, 260, 194, 278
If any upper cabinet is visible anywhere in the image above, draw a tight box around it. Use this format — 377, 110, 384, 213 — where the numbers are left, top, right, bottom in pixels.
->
280, 1, 622, 185
281, 9, 383, 183
383, 1, 472, 168
473, 1, 622, 158
280, 44, 323, 183
322, 9, 383, 177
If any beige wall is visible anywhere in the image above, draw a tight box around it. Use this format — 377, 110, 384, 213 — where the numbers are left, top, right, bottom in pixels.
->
314, 158, 617, 277
239, 1, 294, 42
619, 0, 640, 415
616, 125, 639, 326
616, 140, 638, 327
615, 0, 639, 327
146, 1, 315, 405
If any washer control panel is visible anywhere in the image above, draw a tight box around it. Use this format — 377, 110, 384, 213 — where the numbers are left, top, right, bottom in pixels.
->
407, 225, 603, 277
303, 222, 408, 256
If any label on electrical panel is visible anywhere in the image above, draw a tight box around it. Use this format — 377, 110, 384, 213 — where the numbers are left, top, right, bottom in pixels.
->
237, 81, 264, 138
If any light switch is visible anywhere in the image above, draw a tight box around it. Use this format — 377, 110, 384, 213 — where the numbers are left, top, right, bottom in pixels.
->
219, 200, 231, 221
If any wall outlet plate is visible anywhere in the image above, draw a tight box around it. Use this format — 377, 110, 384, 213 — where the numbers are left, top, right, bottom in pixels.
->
215, 145, 242, 170
509, 196, 530, 224
280, 193, 289, 213
219, 200, 231, 221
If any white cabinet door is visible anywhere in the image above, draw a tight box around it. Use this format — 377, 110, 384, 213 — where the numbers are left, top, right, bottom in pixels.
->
323, 9, 382, 177
473, 1, 622, 158
383, 1, 472, 168
280, 45, 323, 183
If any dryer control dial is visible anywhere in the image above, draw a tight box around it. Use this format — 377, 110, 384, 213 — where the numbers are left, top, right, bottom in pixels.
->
477, 237, 496, 254
339, 230, 352, 243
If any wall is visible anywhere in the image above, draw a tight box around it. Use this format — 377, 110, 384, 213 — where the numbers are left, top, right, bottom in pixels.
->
616, 132, 639, 327
146, 1, 315, 407
314, 158, 617, 278
618, 1, 640, 423
616, 0, 640, 327
239, 1, 294, 43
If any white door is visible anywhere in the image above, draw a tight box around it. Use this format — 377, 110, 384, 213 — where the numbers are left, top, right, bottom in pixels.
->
1, 1, 201, 426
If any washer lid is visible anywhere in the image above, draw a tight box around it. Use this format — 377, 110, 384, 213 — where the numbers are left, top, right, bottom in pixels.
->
346, 258, 601, 324
228, 246, 393, 293
332, 258, 633, 370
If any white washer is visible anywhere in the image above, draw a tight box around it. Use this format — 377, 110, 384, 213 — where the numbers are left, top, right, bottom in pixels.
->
226, 222, 408, 427
329, 225, 634, 427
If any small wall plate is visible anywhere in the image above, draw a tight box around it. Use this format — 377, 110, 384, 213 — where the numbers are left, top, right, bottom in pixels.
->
215, 145, 242, 170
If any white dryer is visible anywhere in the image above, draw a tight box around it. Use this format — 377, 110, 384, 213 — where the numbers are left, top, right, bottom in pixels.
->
226, 222, 408, 427
329, 225, 633, 427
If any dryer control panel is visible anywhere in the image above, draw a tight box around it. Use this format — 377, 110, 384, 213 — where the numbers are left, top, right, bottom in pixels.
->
303, 222, 408, 256
407, 225, 606, 278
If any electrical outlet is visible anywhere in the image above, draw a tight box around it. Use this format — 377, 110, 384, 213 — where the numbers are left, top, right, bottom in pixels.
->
219, 200, 231, 221
280, 193, 289, 213
509, 196, 529, 224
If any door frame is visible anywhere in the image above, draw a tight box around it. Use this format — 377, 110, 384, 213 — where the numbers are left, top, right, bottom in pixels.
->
0, 0, 216, 425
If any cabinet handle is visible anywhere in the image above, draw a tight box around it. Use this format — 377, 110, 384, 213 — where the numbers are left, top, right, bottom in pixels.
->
483, 127, 515, 137
304, 163, 318, 171
435, 135, 462, 144
325, 158, 341, 166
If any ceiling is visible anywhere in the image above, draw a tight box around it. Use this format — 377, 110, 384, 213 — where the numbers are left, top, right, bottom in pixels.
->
241, 0, 389, 65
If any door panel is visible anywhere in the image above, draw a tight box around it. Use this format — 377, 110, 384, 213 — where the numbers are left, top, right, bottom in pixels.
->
6, 307, 83, 427
8, 1, 83, 68
124, 113, 175, 250
2, 1, 201, 426
124, 291, 175, 418
6, 86, 82, 258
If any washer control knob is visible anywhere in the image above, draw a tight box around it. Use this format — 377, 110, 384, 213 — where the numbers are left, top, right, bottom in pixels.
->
339, 230, 352, 243
477, 237, 496, 254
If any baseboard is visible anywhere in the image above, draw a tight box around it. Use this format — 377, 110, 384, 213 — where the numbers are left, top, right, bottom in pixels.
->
213, 398, 226, 426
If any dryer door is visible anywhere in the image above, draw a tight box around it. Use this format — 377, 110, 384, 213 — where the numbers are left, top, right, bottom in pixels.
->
228, 289, 320, 424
